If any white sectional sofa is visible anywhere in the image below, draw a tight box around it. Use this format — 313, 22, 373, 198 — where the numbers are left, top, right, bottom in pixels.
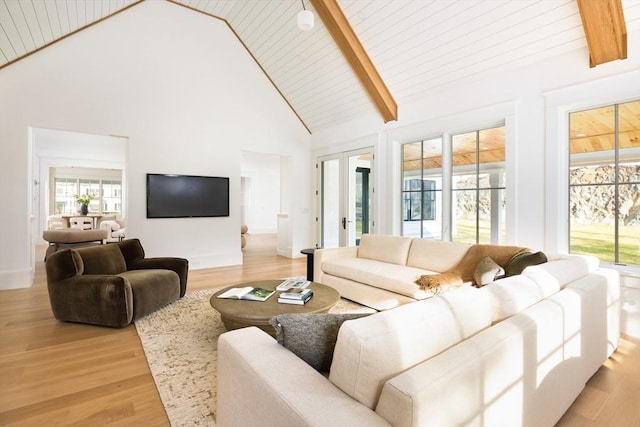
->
217, 240, 620, 427
314, 234, 528, 310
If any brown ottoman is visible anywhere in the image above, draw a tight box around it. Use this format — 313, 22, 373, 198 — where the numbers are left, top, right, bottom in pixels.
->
43, 229, 108, 260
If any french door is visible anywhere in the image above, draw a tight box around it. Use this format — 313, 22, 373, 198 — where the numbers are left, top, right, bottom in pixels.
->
318, 148, 373, 248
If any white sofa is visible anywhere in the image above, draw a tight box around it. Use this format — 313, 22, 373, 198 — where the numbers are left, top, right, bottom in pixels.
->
314, 234, 528, 310
217, 245, 620, 427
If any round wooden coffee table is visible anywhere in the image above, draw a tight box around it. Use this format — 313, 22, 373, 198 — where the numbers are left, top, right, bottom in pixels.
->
210, 280, 340, 336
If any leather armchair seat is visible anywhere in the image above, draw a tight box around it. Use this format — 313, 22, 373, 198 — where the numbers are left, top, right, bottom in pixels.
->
45, 238, 188, 327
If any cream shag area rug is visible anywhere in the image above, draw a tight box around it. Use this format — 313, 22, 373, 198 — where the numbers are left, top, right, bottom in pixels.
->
135, 288, 375, 427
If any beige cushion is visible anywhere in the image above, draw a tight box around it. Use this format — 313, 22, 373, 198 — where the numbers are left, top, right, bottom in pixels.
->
482, 272, 560, 323
322, 257, 436, 299
406, 239, 470, 272
329, 287, 492, 409
357, 234, 412, 265
77, 243, 127, 275
43, 229, 108, 244
523, 255, 596, 289
474, 256, 505, 287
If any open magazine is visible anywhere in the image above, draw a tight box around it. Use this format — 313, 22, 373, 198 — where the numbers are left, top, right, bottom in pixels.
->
216, 286, 275, 302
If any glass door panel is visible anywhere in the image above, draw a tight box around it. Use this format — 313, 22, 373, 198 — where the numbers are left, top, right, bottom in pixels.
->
319, 148, 373, 248
321, 158, 341, 248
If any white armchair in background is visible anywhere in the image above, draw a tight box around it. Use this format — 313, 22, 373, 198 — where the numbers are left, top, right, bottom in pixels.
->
100, 220, 126, 242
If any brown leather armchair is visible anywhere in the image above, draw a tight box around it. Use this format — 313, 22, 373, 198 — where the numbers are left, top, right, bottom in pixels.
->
45, 238, 188, 327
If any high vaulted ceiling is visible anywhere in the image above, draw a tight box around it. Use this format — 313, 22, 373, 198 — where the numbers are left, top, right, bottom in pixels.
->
1, 0, 638, 133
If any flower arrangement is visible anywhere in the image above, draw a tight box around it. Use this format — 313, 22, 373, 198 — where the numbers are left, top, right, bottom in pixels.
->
75, 193, 96, 205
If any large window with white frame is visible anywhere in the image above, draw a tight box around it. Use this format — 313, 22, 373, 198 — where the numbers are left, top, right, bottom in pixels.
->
451, 127, 506, 244
51, 167, 122, 216
568, 100, 639, 266
401, 125, 506, 242
401, 137, 443, 238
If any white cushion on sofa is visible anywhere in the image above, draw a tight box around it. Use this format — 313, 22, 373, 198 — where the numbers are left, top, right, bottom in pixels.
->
357, 234, 413, 265
483, 273, 560, 323
322, 257, 435, 299
329, 287, 491, 409
406, 239, 470, 272
523, 255, 597, 289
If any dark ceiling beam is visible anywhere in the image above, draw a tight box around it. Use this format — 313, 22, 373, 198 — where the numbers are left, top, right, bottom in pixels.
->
576, 0, 627, 67
310, 0, 398, 123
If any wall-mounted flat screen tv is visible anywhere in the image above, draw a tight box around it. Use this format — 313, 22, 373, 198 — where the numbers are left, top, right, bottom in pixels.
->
147, 173, 229, 218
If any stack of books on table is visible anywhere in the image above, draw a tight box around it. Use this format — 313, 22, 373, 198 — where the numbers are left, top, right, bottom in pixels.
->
278, 288, 313, 305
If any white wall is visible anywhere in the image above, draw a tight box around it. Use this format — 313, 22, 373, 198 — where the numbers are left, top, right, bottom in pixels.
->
0, 0, 311, 289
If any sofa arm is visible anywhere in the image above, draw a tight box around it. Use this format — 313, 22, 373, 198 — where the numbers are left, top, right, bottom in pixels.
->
313, 246, 358, 284
129, 257, 189, 297
217, 327, 390, 427
47, 275, 133, 327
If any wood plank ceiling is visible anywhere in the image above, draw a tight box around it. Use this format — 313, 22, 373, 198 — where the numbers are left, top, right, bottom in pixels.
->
1, 0, 639, 134
400, 99, 640, 172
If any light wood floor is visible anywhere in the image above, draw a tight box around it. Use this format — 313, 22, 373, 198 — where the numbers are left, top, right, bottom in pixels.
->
1, 234, 638, 426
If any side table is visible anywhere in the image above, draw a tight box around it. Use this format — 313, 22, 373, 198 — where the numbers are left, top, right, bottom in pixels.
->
300, 248, 318, 281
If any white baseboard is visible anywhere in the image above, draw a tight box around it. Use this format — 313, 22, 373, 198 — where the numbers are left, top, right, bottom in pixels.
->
186, 250, 243, 270
621, 286, 640, 338
0, 268, 34, 289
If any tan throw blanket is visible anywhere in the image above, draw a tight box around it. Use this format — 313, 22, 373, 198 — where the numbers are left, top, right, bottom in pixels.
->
416, 244, 527, 293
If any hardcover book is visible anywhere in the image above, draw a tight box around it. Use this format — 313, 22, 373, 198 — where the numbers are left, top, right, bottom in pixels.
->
279, 288, 313, 300
276, 278, 311, 292
278, 291, 313, 305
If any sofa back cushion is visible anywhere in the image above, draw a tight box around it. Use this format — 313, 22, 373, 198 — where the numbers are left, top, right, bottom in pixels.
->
77, 243, 127, 275
45, 248, 84, 282
524, 255, 597, 289
117, 238, 146, 269
357, 234, 413, 265
482, 273, 560, 323
406, 239, 470, 272
329, 286, 492, 409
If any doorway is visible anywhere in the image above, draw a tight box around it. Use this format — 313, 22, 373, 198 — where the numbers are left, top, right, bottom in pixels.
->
318, 148, 374, 248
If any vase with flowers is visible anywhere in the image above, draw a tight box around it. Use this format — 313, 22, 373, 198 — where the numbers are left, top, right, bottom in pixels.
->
74, 193, 95, 215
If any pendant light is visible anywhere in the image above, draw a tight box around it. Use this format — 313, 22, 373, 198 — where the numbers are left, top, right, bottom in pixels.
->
297, 0, 314, 31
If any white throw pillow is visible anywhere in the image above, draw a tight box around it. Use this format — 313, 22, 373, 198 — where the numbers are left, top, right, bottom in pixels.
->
473, 256, 505, 287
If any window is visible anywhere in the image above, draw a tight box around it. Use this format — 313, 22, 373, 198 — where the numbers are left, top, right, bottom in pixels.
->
52, 168, 123, 216
451, 126, 506, 245
401, 138, 443, 238
569, 100, 640, 265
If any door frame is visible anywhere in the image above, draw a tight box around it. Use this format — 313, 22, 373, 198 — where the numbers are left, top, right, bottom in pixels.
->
316, 147, 374, 248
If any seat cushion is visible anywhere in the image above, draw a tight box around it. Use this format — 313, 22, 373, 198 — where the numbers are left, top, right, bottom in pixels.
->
322, 257, 436, 299
329, 287, 492, 409
118, 269, 180, 319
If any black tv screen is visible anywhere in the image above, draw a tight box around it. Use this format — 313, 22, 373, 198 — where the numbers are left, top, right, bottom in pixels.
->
147, 174, 229, 218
